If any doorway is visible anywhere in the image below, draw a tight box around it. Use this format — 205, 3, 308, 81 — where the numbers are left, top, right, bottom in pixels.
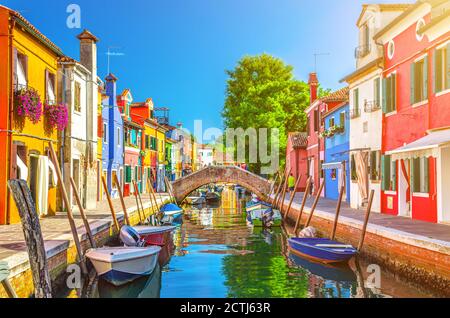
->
398, 159, 411, 218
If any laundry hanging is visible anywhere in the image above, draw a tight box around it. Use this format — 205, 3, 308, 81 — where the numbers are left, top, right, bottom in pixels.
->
355, 151, 368, 202
36, 156, 49, 217
16, 155, 28, 181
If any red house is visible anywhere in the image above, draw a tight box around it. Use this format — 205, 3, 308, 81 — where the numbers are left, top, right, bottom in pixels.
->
375, 0, 450, 223
306, 73, 349, 195
286, 132, 308, 191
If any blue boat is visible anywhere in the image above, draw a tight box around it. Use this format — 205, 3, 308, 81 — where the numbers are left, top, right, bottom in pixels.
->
160, 203, 184, 225
288, 237, 358, 264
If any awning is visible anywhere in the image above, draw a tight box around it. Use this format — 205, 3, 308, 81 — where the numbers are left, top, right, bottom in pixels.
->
385, 129, 450, 161
322, 162, 342, 170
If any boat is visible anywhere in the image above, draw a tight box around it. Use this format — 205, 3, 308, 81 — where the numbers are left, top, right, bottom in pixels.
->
288, 237, 358, 264
160, 203, 184, 224
246, 207, 281, 227
185, 196, 206, 205
132, 225, 176, 246
85, 246, 161, 287
205, 191, 221, 203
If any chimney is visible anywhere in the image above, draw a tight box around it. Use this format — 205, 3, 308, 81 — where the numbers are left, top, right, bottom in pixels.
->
308, 72, 319, 104
77, 29, 99, 78
105, 73, 118, 106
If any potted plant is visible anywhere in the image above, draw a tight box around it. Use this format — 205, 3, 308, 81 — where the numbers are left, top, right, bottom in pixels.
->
44, 102, 68, 131
14, 87, 42, 124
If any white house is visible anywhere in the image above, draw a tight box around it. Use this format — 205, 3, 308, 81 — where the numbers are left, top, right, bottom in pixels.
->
341, 4, 411, 212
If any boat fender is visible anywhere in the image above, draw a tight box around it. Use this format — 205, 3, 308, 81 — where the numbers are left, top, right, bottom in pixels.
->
120, 225, 143, 247
298, 226, 317, 238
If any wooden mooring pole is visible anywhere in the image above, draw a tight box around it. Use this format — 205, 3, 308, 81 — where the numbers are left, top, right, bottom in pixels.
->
271, 175, 284, 206
304, 181, 324, 228
7, 180, 52, 298
284, 175, 302, 219
145, 178, 158, 216
101, 175, 120, 232
48, 142, 88, 276
330, 185, 345, 241
293, 177, 312, 235
132, 180, 144, 224
70, 177, 96, 248
164, 176, 176, 203
277, 168, 291, 209
114, 174, 130, 226
357, 189, 375, 252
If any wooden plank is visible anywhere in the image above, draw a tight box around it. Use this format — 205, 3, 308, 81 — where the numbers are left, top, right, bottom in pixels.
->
48, 142, 88, 276
114, 173, 130, 226
358, 189, 375, 251
304, 181, 324, 228
284, 175, 302, 219
7, 180, 52, 298
101, 175, 120, 232
293, 177, 312, 235
70, 177, 96, 248
330, 185, 345, 241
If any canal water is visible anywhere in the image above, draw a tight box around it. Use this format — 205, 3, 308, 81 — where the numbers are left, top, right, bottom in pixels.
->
63, 186, 441, 298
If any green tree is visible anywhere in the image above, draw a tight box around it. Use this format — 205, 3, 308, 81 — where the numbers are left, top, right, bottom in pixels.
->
222, 54, 311, 174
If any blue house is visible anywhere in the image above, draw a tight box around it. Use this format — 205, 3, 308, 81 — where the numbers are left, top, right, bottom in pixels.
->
102, 73, 124, 198
322, 103, 350, 203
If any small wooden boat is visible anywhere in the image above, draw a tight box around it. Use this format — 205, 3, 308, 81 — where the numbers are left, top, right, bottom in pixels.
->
86, 246, 161, 286
133, 225, 175, 246
246, 207, 281, 227
160, 203, 184, 224
185, 196, 206, 205
205, 191, 221, 203
288, 238, 358, 264
245, 200, 271, 212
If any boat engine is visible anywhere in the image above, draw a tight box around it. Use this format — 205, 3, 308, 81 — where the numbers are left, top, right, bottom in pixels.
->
120, 225, 144, 247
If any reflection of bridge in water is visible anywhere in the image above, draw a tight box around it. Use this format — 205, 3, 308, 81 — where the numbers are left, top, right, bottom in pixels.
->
171, 166, 272, 203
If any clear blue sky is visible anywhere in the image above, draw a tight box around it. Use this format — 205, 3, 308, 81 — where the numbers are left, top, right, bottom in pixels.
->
2, 0, 413, 132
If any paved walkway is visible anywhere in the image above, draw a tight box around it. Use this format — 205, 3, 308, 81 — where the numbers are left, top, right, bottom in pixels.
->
283, 192, 450, 246
0, 194, 170, 272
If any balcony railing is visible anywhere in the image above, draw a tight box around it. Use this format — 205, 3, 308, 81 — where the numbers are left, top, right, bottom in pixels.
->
348, 108, 360, 119
354, 44, 371, 58
364, 100, 381, 113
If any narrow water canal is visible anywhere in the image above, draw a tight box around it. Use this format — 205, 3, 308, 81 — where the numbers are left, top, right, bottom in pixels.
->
64, 186, 441, 298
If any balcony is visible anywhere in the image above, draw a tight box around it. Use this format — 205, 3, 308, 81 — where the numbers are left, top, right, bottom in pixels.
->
364, 100, 381, 113
348, 108, 360, 119
354, 44, 371, 58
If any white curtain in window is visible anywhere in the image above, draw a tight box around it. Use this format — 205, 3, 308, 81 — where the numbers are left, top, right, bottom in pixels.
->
47, 79, 55, 102
36, 156, 49, 217
48, 159, 58, 186
16, 155, 28, 181
16, 58, 27, 86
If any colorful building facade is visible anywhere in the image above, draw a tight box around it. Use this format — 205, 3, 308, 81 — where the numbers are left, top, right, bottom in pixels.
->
0, 7, 64, 224
285, 132, 308, 191
375, 0, 450, 223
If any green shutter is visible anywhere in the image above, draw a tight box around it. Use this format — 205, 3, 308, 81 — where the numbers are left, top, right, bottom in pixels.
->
382, 77, 387, 113
391, 160, 397, 191
391, 73, 397, 111
410, 62, 415, 104
424, 157, 429, 193
434, 49, 440, 93
375, 78, 381, 107
446, 43, 450, 90
381, 155, 391, 191
125, 166, 132, 183
411, 158, 420, 193
423, 56, 428, 100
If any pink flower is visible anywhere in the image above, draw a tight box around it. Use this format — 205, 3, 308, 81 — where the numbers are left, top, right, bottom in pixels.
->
44, 102, 68, 131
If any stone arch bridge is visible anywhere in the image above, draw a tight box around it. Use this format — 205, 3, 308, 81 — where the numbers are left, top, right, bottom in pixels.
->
171, 166, 272, 203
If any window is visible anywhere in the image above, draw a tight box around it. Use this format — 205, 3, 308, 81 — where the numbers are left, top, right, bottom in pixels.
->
15, 50, 28, 88
125, 165, 132, 183
74, 82, 81, 112
46, 70, 56, 104
329, 117, 335, 128
339, 112, 345, 129
410, 56, 428, 104
387, 40, 395, 60
145, 135, 150, 149
103, 123, 107, 143
434, 44, 450, 93
374, 77, 381, 107
369, 150, 381, 181
351, 154, 357, 181
137, 133, 141, 148
150, 137, 157, 151
363, 23, 370, 50
381, 155, 396, 191
353, 88, 359, 112
416, 19, 425, 41
382, 73, 397, 113
117, 128, 121, 146
363, 121, 368, 133
112, 170, 118, 189
411, 157, 429, 193
314, 109, 319, 132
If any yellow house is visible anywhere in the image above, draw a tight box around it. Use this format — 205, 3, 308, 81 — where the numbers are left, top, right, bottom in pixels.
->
156, 124, 167, 191
0, 7, 64, 224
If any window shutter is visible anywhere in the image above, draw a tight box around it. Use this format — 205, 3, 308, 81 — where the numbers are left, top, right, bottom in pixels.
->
391, 160, 397, 191
386, 76, 392, 112
382, 78, 387, 113
410, 63, 415, 104
434, 50, 439, 93
411, 158, 420, 193
381, 155, 390, 191
45, 69, 49, 102
424, 157, 429, 193
13, 48, 18, 88
10, 144, 18, 179
423, 56, 428, 100
391, 73, 397, 111
446, 43, 450, 90
374, 78, 381, 107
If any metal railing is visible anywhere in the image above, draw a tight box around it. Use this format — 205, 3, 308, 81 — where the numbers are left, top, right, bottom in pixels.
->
354, 44, 371, 58
364, 100, 381, 113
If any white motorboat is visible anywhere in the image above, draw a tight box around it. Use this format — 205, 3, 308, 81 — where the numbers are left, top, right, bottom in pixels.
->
86, 246, 161, 287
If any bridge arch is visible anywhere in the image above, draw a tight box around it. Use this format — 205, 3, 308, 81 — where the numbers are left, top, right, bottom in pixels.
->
171, 166, 272, 203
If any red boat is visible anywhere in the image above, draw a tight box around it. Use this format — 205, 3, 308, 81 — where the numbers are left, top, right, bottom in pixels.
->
133, 226, 176, 246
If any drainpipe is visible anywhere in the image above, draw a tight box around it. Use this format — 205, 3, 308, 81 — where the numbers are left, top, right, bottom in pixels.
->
7, 19, 16, 223
60, 67, 67, 212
